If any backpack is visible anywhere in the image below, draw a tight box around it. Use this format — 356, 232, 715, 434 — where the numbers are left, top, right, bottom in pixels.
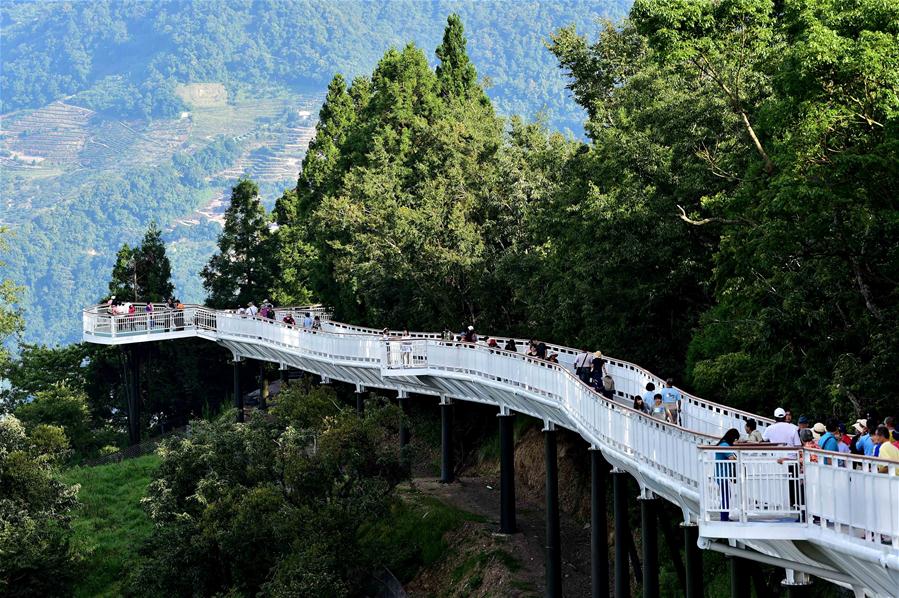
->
602, 375, 615, 392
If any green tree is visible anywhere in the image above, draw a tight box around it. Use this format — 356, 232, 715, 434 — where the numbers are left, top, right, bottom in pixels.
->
107, 222, 175, 302
0, 415, 80, 596
435, 14, 480, 101
15, 383, 95, 457
202, 179, 273, 309
0, 227, 24, 377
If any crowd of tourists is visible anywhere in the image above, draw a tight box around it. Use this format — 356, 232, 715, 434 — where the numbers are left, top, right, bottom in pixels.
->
105, 296, 186, 330
235, 300, 321, 330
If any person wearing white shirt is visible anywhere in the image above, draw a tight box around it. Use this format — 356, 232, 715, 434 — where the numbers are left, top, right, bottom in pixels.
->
247, 302, 258, 317
573, 350, 592, 384
762, 407, 801, 446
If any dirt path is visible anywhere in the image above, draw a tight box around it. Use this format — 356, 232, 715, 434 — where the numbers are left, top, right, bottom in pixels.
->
407, 474, 594, 597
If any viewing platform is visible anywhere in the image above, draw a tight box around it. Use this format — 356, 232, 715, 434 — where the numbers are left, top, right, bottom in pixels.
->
82, 303, 899, 597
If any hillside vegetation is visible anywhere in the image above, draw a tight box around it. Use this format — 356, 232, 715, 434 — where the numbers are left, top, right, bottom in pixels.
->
1, 0, 629, 346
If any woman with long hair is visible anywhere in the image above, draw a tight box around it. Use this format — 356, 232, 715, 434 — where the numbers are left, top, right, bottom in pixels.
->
715, 428, 740, 521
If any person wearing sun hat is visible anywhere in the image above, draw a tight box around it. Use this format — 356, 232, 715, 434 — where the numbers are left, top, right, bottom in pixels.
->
811, 422, 826, 442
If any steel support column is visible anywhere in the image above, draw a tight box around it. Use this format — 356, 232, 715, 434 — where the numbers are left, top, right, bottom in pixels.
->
233, 360, 243, 423
544, 425, 562, 598
591, 449, 610, 598
729, 556, 750, 598
499, 412, 517, 534
640, 498, 659, 598
123, 346, 141, 444
440, 398, 454, 483
398, 394, 410, 448
683, 524, 702, 598
356, 384, 365, 415
613, 471, 630, 598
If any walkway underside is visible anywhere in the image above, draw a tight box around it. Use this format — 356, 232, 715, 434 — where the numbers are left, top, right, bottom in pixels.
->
83, 305, 899, 597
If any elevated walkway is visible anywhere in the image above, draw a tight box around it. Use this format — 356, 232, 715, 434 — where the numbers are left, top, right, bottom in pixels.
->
82, 304, 898, 596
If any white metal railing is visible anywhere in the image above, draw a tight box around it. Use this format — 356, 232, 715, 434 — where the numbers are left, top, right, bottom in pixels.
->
804, 448, 899, 549
81, 303, 899, 558
383, 338, 429, 369
699, 446, 804, 526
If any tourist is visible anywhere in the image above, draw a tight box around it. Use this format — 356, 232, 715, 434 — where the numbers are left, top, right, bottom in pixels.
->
661, 379, 682, 425
573, 348, 592, 384
504, 338, 518, 353
872, 426, 899, 474
546, 353, 559, 363
744, 418, 763, 443
811, 422, 826, 443
800, 428, 819, 463
145, 302, 154, 329
885, 416, 897, 442
247, 301, 258, 317
526, 340, 538, 357
817, 419, 840, 452
600, 372, 615, 399
535, 341, 547, 359
797, 415, 810, 430
312, 315, 321, 330
401, 329, 413, 366
381, 327, 390, 340
762, 408, 801, 447
714, 428, 740, 521
642, 382, 656, 406
633, 396, 649, 414
853, 419, 875, 456
486, 337, 499, 348
590, 352, 606, 390
463, 325, 477, 344
302, 312, 313, 329
282, 313, 295, 326
651, 394, 667, 421
784, 410, 793, 424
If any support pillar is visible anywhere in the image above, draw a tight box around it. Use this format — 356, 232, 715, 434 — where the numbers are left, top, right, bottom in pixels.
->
355, 383, 365, 415
498, 410, 517, 534
729, 556, 750, 598
123, 346, 141, 444
279, 364, 288, 384
640, 497, 659, 598
613, 470, 630, 598
440, 397, 454, 483
782, 570, 812, 598
259, 363, 269, 411
233, 359, 243, 423
683, 524, 702, 598
398, 392, 410, 448
544, 423, 562, 598
591, 449, 610, 598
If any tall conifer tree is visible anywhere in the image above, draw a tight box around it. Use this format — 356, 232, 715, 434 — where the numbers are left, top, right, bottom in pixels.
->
107, 222, 174, 302
435, 14, 479, 100
202, 179, 273, 309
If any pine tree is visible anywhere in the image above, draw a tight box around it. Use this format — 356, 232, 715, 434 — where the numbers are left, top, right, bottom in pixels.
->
435, 14, 479, 100
107, 222, 174, 302
202, 179, 273, 309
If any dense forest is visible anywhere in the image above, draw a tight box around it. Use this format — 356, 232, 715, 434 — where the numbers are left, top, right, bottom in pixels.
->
1, 0, 627, 129
1, 2, 897, 595
2, 0, 631, 346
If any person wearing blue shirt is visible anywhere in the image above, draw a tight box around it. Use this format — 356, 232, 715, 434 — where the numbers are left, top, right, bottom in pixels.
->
642, 382, 657, 406
714, 428, 740, 521
853, 419, 875, 455
817, 418, 840, 452
661, 378, 682, 425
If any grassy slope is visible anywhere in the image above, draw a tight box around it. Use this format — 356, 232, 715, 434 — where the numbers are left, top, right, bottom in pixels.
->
61, 454, 161, 598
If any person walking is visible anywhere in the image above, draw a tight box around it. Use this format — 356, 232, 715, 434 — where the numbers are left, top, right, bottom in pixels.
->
714, 428, 740, 521
573, 349, 592, 384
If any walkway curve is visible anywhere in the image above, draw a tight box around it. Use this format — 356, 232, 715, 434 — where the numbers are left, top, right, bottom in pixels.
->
82, 304, 898, 597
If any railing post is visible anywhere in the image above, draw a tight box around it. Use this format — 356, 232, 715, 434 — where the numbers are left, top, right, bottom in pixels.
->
498, 410, 517, 534
440, 396, 454, 483
613, 470, 630, 598
640, 496, 659, 598
591, 448, 610, 598
683, 523, 702, 598
544, 422, 562, 598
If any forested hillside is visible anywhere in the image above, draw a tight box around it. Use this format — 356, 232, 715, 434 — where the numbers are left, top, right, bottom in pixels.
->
1, 0, 629, 346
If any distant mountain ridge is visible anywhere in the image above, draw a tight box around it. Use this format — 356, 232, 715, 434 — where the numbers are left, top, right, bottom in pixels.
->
1, 1, 629, 346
